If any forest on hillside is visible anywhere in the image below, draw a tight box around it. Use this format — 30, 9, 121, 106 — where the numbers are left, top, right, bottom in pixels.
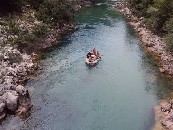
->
0, 0, 76, 25
126, 0, 173, 51
0, 0, 105, 51
2, 0, 172, 50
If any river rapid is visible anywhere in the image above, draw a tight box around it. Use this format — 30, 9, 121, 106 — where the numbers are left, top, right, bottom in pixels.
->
2, 4, 173, 130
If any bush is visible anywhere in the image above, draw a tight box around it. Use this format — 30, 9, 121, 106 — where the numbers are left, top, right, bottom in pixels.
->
8, 52, 23, 64
144, 17, 159, 33
6, 19, 20, 35
126, 0, 173, 37
146, 6, 158, 17
32, 23, 50, 38
163, 18, 173, 34
165, 34, 173, 51
16, 33, 37, 48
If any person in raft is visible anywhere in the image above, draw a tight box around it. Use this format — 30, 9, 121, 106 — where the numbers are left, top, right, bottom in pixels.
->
96, 51, 101, 59
93, 48, 97, 56
86, 51, 94, 62
86, 48, 100, 62
86, 51, 92, 58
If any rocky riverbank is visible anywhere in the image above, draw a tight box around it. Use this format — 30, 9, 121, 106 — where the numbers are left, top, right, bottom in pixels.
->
114, 2, 173, 130
114, 2, 173, 77
154, 100, 173, 130
0, 46, 39, 121
0, 8, 75, 121
28, 22, 75, 51
0, 0, 94, 122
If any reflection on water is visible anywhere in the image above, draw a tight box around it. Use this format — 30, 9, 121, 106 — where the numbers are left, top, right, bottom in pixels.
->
1, 4, 173, 130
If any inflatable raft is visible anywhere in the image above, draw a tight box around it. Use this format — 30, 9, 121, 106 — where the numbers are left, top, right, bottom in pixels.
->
85, 57, 101, 65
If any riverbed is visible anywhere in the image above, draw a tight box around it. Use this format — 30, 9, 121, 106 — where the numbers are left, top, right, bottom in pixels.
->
1, 4, 173, 130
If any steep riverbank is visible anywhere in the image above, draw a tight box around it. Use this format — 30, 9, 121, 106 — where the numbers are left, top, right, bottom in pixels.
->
0, 46, 39, 121
0, 10, 75, 122
114, 2, 173, 130
0, 25, 74, 121
115, 2, 173, 77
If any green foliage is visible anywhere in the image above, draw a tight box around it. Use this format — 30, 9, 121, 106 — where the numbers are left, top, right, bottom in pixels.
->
15, 33, 37, 50
5, 18, 21, 35
36, 0, 75, 25
10, 23, 50, 51
1, 0, 76, 49
163, 18, 173, 34
8, 52, 23, 64
165, 34, 173, 51
32, 23, 50, 37
126, 0, 153, 16
144, 17, 159, 32
126, 0, 173, 49
146, 6, 158, 16
4, 22, 49, 51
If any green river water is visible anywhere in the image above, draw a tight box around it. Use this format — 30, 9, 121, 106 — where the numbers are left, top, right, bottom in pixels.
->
2, 4, 173, 130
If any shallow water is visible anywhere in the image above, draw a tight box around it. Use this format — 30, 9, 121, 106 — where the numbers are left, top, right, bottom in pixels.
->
2, 4, 173, 130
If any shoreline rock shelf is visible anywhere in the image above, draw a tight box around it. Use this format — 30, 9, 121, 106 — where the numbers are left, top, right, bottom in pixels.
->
0, 3, 76, 121
0, 46, 39, 121
115, 2, 173, 77
0, 0, 88, 122
154, 100, 173, 130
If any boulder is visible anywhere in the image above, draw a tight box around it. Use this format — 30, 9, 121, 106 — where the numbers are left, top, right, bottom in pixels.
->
3, 91, 19, 111
160, 101, 171, 112
146, 42, 155, 47
3, 83, 16, 91
159, 68, 165, 73
0, 97, 6, 120
0, 112, 6, 121
139, 29, 147, 36
3, 76, 14, 85
170, 100, 173, 105
169, 124, 173, 130
17, 94, 32, 116
0, 98, 6, 113
0, 85, 5, 96
16, 105, 31, 116
168, 112, 173, 120
161, 120, 173, 129
16, 85, 28, 96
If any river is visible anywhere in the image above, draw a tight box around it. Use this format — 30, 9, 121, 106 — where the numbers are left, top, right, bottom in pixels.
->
2, 4, 173, 130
